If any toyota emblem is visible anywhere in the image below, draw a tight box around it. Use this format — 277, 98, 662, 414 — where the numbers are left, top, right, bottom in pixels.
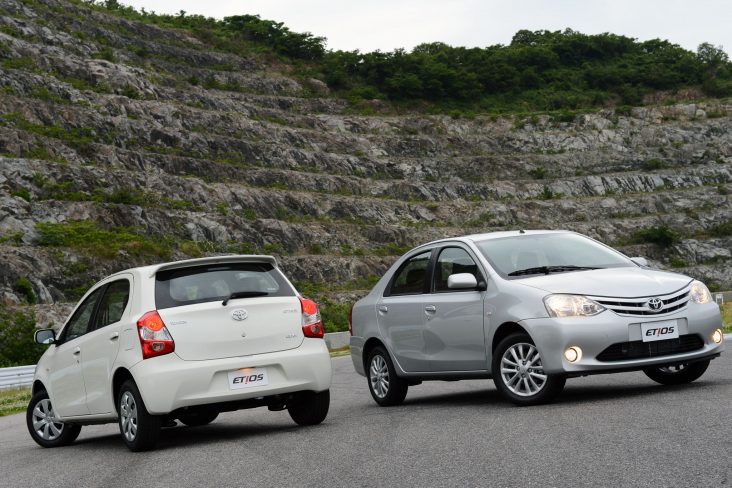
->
647, 298, 663, 311
231, 309, 249, 321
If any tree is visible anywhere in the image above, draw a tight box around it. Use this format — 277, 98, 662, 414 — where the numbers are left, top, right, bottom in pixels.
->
697, 43, 729, 77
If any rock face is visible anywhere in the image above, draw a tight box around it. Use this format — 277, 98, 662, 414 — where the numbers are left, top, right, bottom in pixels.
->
0, 0, 731, 316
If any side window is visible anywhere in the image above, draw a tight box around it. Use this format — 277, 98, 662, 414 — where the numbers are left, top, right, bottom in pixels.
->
388, 251, 431, 296
433, 247, 480, 292
93, 280, 130, 330
60, 288, 103, 343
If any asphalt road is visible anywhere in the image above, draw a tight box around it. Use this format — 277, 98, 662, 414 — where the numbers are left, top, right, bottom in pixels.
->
1, 353, 731, 488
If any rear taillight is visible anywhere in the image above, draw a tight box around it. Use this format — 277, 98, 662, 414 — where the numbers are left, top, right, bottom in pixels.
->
348, 304, 354, 336
299, 297, 324, 338
137, 310, 175, 359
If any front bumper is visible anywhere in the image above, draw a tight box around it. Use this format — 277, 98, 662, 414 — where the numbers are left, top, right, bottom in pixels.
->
130, 339, 332, 414
522, 303, 724, 375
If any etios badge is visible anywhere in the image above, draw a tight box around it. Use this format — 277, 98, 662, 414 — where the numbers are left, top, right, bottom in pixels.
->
231, 309, 249, 321
647, 298, 663, 311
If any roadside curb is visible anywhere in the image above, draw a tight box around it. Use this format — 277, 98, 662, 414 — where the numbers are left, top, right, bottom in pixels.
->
324, 331, 349, 351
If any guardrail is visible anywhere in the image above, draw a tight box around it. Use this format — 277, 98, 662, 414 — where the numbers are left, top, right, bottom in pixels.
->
0, 365, 35, 390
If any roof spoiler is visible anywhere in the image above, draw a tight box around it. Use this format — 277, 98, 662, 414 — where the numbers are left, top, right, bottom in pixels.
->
149, 254, 278, 278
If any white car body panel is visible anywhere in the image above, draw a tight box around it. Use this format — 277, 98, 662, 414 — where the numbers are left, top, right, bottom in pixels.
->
32, 255, 332, 423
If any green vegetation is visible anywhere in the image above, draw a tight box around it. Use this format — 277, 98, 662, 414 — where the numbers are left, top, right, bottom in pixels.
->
669, 256, 687, 268
77, 1, 732, 114
11, 188, 31, 201
30, 175, 199, 210
0, 113, 109, 156
14, 278, 36, 304
630, 225, 680, 248
641, 158, 667, 171
36, 220, 172, 260
0, 388, 31, 417
528, 166, 548, 179
709, 220, 732, 237
0, 307, 45, 367
465, 211, 494, 228
721, 303, 732, 333
319, 298, 351, 333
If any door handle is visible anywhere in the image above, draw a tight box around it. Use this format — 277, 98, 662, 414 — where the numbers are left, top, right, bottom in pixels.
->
109, 332, 119, 341
72, 347, 81, 356
378, 306, 388, 313
425, 305, 436, 313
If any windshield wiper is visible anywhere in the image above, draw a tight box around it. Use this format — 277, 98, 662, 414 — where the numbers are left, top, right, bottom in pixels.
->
222, 291, 268, 305
508, 265, 600, 277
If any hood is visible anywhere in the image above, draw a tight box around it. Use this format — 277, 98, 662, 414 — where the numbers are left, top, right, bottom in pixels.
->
516, 267, 692, 298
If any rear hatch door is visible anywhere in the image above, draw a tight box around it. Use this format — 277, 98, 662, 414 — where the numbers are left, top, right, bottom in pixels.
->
155, 261, 304, 361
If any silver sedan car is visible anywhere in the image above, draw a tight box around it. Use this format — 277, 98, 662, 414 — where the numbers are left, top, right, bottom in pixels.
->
349, 230, 725, 406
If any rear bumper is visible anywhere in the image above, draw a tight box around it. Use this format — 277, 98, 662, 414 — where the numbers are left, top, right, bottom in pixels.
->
522, 303, 724, 375
131, 339, 332, 414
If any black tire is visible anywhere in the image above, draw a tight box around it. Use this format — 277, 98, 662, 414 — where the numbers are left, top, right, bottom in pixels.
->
117, 380, 161, 452
366, 346, 408, 406
287, 390, 330, 426
492, 333, 566, 406
643, 360, 710, 385
26, 391, 82, 448
178, 411, 219, 427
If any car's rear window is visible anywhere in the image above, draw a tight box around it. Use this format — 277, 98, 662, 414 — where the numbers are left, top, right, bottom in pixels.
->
155, 262, 295, 309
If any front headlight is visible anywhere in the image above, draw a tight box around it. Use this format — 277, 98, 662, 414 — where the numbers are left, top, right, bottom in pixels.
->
544, 294, 606, 318
690, 281, 712, 304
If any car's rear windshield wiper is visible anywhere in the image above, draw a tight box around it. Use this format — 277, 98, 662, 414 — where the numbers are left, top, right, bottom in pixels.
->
507, 265, 600, 277
222, 291, 269, 305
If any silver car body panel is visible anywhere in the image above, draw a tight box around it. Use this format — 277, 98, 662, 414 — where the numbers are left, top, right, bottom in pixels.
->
350, 230, 724, 378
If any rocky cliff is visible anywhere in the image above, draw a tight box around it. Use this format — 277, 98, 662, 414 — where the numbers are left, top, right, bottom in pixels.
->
0, 0, 730, 328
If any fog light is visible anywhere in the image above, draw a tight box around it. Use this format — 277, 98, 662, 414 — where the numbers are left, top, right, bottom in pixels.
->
564, 346, 582, 363
712, 329, 724, 344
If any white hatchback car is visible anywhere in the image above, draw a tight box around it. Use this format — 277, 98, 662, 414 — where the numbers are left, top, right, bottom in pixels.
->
27, 255, 332, 451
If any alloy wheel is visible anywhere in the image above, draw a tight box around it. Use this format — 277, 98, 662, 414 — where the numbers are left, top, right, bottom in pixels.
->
500, 343, 547, 397
370, 355, 390, 398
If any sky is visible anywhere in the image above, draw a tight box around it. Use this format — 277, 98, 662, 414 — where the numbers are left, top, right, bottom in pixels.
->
123, 0, 732, 55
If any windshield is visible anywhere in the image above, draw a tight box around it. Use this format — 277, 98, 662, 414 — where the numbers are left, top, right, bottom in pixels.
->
474, 233, 634, 278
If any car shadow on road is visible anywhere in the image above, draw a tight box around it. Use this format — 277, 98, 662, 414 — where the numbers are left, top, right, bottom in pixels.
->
73, 422, 299, 451
398, 378, 727, 409
555, 379, 725, 405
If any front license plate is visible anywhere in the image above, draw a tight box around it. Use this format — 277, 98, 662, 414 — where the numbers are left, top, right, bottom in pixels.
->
227, 368, 268, 390
641, 320, 679, 342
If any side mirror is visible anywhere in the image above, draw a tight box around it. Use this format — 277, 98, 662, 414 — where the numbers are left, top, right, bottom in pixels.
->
447, 273, 478, 290
631, 257, 649, 267
34, 329, 56, 345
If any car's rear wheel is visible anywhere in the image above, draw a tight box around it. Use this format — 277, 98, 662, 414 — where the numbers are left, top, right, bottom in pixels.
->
118, 380, 161, 452
492, 333, 565, 406
367, 346, 408, 406
178, 411, 219, 427
26, 391, 81, 448
287, 390, 330, 426
643, 360, 710, 385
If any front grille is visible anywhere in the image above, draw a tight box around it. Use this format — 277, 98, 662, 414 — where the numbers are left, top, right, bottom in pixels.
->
596, 334, 704, 362
590, 286, 691, 317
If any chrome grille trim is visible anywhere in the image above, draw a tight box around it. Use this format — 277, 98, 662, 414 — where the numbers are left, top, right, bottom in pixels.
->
588, 285, 691, 317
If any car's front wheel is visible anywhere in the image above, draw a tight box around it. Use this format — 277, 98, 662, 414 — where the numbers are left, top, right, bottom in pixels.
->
26, 391, 82, 448
367, 346, 408, 406
492, 333, 566, 406
287, 390, 330, 426
118, 380, 161, 452
643, 360, 710, 385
